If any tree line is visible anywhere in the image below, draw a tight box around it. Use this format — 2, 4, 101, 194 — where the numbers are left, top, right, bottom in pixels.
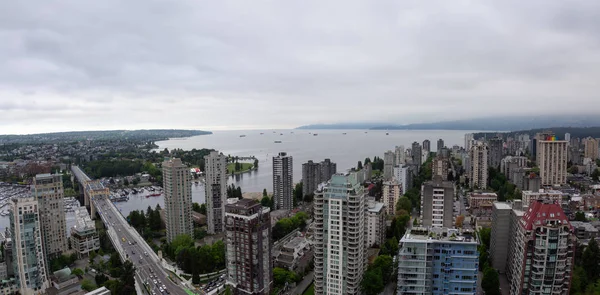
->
162, 235, 226, 283
272, 211, 309, 241
127, 205, 165, 239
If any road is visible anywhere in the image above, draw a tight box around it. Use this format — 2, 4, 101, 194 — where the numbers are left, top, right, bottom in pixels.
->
94, 196, 192, 295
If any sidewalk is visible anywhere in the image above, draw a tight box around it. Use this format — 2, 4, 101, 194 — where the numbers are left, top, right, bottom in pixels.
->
289, 271, 313, 295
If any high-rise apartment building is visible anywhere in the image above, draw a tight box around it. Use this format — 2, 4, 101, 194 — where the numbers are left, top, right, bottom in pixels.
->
397, 227, 479, 295
422, 139, 431, 154
382, 180, 402, 216
10, 197, 50, 294
583, 137, 599, 160
225, 199, 272, 295
32, 173, 68, 260
436, 139, 444, 153
412, 142, 422, 168
490, 202, 514, 273
162, 158, 193, 242
488, 137, 503, 169
531, 131, 555, 162
314, 173, 366, 295
565, 133, 571, 143
366, 198, 385, 248
506, 200, 574, 295
464, 133, 474, 151
70, 207, 100, 258
432, 156, 450, 181
421, 176, 454, 228
469, 141, 488, 189
273, 152, 293, 210
302, 159, 337, 197
500, 156, 528, 181
383, 150, 395, 180
395, 146, 406, 165
393, 165, 412, 194
537, 139, 568, 186
204, 151, 227, 234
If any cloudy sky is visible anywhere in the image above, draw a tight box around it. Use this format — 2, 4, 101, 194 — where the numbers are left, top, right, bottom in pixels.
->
1, 0, 599, 134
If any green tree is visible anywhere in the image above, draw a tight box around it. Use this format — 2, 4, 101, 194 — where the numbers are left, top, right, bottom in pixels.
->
72, 268, 84, 277
360, 268, 384, 295
572, 266, 589, 294
396, 196, 412, 214
575, 211, 588, 222
81, 279, 97, 291
192, 202, 201, 213
254, 159, 259, 169
592, 169, 600, 180
293, 182, 303, 203
95, 273, 108, 286
583, 238, 600, 281
479, 228, 491, 249
123, 178, 129, 186
260, 195, 272, 209
372, 255, 394, 282
357, 161, 363, 170
481, 266, 500, 295
262, 188, 268, 198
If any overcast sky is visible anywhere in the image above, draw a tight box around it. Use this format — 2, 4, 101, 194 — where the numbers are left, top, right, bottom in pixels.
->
1, 0, 599, 134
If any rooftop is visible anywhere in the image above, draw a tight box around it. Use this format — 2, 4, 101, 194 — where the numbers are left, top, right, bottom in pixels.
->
284, 236, 308, 250
367, 201, 384, 213
521, 200, 570, 231
402, 227, 478, 243
493, 202, 513, 210
72, 206, 95, 232
570, 221, 599, 233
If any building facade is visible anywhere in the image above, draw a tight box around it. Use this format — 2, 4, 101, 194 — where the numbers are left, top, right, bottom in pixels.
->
384, 150, 395, 180
162, 158, 193, 242
421, 176, 454, 228
366, 198, 385, 248
205, 151, 227, 234
437, 139, 444, 153
521, 190, 563, 208
506, 201, 574, 295
393, 165, 412, 194
488, 137, 503, 169
469, 141, 488, 190
412, 142, 422, 168
422, 139, 431, 154
314, 173, 366, 295
395, 146, 406, 166
10, 197, 50, 295
397, 227, 479, 295
302, 159, 337, 197
273, 152, 293, 211
432, 156, 450, 181
32, 174, 68, 260
225, 199, 272, 295
537, 139, 568, 186
583, 137, 599, 160
70, 207, 100, 258
490, 201, 525, 273
382, 180, 402, 216
464, 133, 475, 152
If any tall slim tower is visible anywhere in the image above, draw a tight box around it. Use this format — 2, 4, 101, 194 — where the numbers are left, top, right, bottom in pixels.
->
225, 199, 272, 295
537, 139, 568, 186
412, 142, 422, 167
421, 176, 455, 228
162, 158, 193, 242
583, 137, 599, 160
33, 173, 68, 260
383, 150, 395, 180
10, 197, 50, 294
469, 141, 488, 189
422, 139, 431, 154
488, 137, 503, 169
205, 151, 227, 234
273, 152, 293, 210
314, 172, 366, 295
395, 145, 405, 165
436, 139, 444, 153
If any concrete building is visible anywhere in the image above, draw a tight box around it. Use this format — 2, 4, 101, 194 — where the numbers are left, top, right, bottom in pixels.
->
506, 200, 574, 295
162, 158, 193, 242
437, 139, 444, 153
395, 146, 406, 165
421, 176, 454, 228
422, 139, 431, 154
85, 286, 111, 295
488, 137, 503, 169
537, 138, 568, 186
70, 207, 100, 258
225, 199, 272, 295
500, 156, 528, 180
469, 141, 488, 190
314, 172, 367, 295
366, 198, 386, 248
397, 227, 479, 295
302, 159, 337, 197
531, 131, 555, 162
10, 197, 50, 295
584, 137, 599, 160
273, 152, 293, 211
521, 190, 563, 208
432, 156, 450, 181
490, 201, 525, 273
570, 221, 599, 241
32, 173, 68, 260
384, 150, 395, 180
382, 180, 402, 216
275, 236, 312, 273
412, 142, 422, 168
565, 133, 571, 143
393, 165, 412, 193
204, 151, 227, 234
464, 133, 475, 151
468, 193, 498, 210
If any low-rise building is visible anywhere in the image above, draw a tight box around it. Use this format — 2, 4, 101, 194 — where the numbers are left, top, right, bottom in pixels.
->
366, 198, 385, 248
275, 236, 312, 273
583, 194, 600, 210
70, 207, 100, 258
468, 193, 498, 210
85, 287, 111, 295
521, 189, 563, 208
570, 221, 599, 241
48, 268, 80, 294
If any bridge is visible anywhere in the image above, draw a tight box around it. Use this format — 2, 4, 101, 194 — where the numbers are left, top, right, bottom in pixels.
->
71, 166, 194, 295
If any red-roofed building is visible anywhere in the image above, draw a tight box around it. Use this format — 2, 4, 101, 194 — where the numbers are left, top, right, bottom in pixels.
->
506, 200, 575, 295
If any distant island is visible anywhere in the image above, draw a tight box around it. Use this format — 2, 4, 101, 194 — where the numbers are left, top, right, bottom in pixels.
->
0, 129, 212, 144
296, 114, 600, 132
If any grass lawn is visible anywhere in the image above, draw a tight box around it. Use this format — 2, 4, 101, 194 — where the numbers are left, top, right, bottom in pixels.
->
226, 162, 253, 174
303, 283, 315, 295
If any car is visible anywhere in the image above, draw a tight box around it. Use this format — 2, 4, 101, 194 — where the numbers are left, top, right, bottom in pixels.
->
162, 284, 166, 289
140, 255, 143, 260
159, 287, 164, 293
144, 251, 148, 256
153, 279, 157, 284
132, 251, 135, 255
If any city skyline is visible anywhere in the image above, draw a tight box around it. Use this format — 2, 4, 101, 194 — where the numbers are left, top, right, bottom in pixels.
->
2, 1, 600, 133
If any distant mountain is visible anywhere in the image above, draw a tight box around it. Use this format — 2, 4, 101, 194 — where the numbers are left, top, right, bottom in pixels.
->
0, 129, 212, 144
297, 115, 600, 131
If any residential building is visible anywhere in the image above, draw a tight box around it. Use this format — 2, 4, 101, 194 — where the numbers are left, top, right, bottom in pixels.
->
570, 221, 599, 241
565, 133, 571, 143
10, 197, 50, 294
273, 152, 293, 210
225, 199, 272, 295
422, 139, 431, 154
32, 173, 68, 260
437, 139, 444, 153
393, 165, 412, 193
85, 286, 111, 295
500, 156, 528, 180
314, 173, 367, 295
204, 151, 227, 234
70, 207, 100, 258
275, 236, 312, 273
490, 201, 524, 273
432, 156, 450, 181
537, 138, 568, 185
464, 133, 474, 151
382, 180, 402, 216
412, 142, 422, 167
421, 176, 454, 228
438, 147, 450, 158
302, 159, 337, 197
488, 137, 503, 169
506, 200, 574, 295
468, 193, 498, 210
320, 158, 337, 183
531, 131, 555, 162
162, 157, 193, 242
395, 146, 406, 165
584, 137, 599, 160
384, 150, 395, 180
469, 141, 488, 190
397, 227, 479, 295
366, 198, 386, 248
521, 190, 563, 208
